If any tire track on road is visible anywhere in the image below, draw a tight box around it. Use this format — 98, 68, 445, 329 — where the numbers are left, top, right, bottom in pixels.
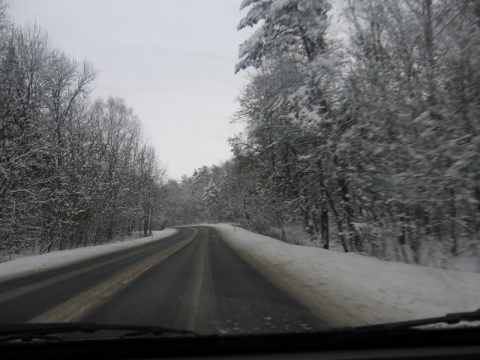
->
27, 229, 198, 323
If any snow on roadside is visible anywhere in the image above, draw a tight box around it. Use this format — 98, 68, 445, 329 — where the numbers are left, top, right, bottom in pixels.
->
212, 224, 480, 327
0, 229, 178, 282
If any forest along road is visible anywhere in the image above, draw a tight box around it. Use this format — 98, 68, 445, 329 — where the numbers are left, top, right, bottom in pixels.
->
0, 226, 327, 334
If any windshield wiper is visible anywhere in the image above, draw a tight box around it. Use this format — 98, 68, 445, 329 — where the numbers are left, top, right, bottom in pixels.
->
2, 310, 478, 345
351, 308, 480, 333
0, 322, 197, 344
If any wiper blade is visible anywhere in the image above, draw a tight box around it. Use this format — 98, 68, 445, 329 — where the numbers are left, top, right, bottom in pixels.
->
353, 308, 480, 333
0, 322, 197, 344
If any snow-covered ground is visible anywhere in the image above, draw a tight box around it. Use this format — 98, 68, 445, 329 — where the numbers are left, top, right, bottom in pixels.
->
0, 229, 178, 282
211, 224, 480, 327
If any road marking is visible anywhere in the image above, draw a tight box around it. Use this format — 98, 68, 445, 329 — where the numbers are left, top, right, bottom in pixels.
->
27, 229, 198, 323
175, 231, 216, 333
187, 237, 208, 330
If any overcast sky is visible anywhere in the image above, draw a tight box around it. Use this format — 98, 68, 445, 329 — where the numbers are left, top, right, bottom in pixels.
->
7, 0, 251, 180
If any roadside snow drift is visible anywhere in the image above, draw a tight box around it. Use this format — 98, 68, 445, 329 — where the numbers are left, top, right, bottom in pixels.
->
212, 224, 480, 327
0, 229, 178, 282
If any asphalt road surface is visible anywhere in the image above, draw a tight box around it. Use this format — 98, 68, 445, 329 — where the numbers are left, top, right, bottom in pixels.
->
0, 226, 327, 334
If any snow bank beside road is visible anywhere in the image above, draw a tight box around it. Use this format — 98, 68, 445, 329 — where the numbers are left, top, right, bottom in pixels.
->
212, 224, 480, 327
0, 229, 178, 282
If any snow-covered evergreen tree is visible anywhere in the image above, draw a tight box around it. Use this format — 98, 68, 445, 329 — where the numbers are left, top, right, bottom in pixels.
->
203, 180, 220, 222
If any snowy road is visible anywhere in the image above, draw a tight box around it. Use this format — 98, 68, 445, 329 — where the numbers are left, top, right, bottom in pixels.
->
0, 226, 327, 334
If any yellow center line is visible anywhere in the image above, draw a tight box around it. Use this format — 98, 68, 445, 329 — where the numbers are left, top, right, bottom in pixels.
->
174, 228, 216, 334
187, 238, 208, 330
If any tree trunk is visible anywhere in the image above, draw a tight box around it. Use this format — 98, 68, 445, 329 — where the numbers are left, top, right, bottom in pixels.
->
321, 194, 329, 249
338, 177, 362, 252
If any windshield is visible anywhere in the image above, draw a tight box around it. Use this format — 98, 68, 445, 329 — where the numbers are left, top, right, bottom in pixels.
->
0, 0, 479, 339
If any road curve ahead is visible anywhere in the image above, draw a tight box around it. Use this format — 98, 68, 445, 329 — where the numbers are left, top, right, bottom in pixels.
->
0, 226, 327, 334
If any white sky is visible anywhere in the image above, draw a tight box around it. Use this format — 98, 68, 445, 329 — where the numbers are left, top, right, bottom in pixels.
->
7, 0, 251, 180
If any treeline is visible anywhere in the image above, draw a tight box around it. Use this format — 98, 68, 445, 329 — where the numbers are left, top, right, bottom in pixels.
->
168, 0, 480, 267
2, 0, 479, 267
0, 9, 166, 258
